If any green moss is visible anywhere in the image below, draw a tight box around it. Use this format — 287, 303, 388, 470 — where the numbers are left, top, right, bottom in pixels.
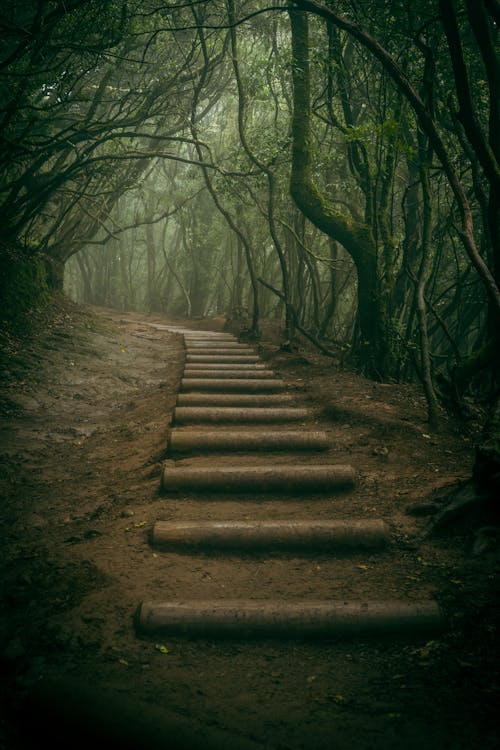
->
0, 246, 52, 337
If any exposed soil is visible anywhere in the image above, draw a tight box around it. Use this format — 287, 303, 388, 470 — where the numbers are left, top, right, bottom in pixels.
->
1, 303, 499, 749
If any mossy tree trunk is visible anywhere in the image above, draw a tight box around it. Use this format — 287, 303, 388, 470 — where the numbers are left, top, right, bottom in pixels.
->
288, 8, 389, 377
0, 247, 52, 334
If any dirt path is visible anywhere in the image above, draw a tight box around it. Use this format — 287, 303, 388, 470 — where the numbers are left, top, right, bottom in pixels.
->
1, 304, 498, 749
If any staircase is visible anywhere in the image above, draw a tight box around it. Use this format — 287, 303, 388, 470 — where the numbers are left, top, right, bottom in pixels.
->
136, 327, 443, 640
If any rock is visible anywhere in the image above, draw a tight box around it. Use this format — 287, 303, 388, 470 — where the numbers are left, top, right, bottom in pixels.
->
88, 502, 111, 520
83, 529, 102, 540
471, 526, 499, 556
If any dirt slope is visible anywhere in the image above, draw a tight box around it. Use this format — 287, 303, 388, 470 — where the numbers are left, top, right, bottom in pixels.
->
0, 303, 498, 749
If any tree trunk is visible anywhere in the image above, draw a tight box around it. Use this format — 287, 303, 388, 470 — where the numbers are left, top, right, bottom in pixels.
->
415, 161, 440, 428
44, 254, 65, 292
288, 8, 388, 377
293, 0, 500, 318
189, 7, 260, 337
75, 253, 93, 304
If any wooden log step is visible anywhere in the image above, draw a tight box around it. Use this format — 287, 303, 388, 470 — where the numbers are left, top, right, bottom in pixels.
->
185, 363, 265, 371
184, 333, 243, 338
182, 369, 275, 379
151, 326, 235, 339
185, 344, 254, 352
180, 378, 285, 392
185, 355, 261, 364
167, 428, 329, 452
185, 350, 257, 358
161, 461, 355, 492
183, 333, 237, 338
173, 406, 309, 424
136, 599, 444, 639
177, 393, 295, 406
184, 340, 240, 346
146, 323, 181, 332
152, 519, 389, 551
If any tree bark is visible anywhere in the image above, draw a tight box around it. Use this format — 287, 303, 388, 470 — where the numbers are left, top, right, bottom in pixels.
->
288, 7, 387, 376
292, 0, 500, 317
416, 162, 440, 428
227, 0, 289, 340
190, 4, 260, 336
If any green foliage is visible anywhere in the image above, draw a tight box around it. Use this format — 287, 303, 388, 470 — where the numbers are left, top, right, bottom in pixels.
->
0, 0, 496, 422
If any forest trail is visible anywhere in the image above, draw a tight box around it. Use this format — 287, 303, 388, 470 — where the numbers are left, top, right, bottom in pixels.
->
137, 325, 441, 641
1, 304, 498, 749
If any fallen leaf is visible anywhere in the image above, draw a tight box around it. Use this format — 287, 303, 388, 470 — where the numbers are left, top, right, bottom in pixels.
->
155, 644, 170, 654
356, 564, 369, 571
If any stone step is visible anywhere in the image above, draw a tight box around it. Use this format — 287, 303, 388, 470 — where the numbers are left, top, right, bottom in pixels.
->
152, 519, 389, 551
167, 428, 330, 453
185, 363, 266, 371
180, 378, 285, 392
173, 406, 309, 424
136, 599, 444, 639
182, 369, 275, 380
176, 392, 295, 406
186, 355, 261, 364
161, 461, 355, 492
